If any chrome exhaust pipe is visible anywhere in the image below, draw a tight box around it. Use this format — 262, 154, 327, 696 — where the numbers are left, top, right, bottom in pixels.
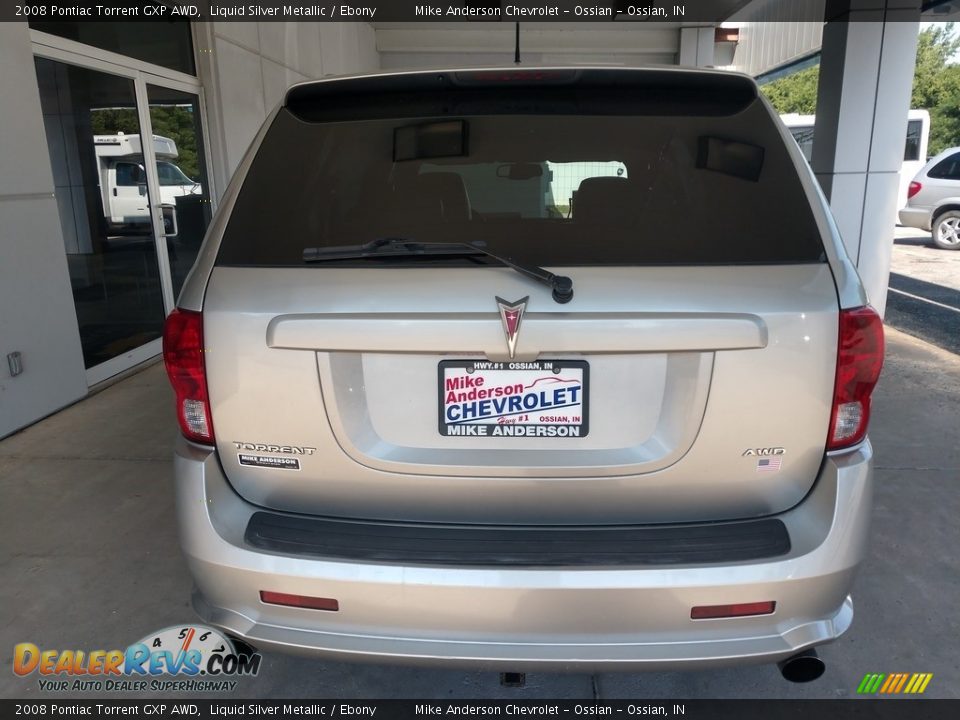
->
778, 648, 825, 683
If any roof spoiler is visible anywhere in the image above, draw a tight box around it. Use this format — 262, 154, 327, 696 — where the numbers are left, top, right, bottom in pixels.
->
284, 67, 759, 121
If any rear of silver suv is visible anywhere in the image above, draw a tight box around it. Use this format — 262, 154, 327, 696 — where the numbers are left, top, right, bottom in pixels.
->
164, 67, 884, 676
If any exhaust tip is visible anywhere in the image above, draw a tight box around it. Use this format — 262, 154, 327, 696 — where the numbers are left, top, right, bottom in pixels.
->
500, 672, 526, 688
778, 648, 825, 683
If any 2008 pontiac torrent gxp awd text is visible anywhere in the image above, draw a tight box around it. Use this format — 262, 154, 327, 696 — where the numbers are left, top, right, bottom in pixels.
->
163, 67, 884, 680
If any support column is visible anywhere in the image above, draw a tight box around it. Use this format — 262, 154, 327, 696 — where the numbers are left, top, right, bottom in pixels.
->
811, 1, 920, 315
678, 27, 715, 67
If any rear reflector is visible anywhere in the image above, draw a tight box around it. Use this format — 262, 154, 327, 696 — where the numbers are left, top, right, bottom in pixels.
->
907, 181, 922, 199
827, 306, 885, 451
259, 591, 339, 612
691, 601, 776, 619
163, 308, 214, 445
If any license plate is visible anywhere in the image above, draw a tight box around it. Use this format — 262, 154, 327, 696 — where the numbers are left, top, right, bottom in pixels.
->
438, 360, 589, 438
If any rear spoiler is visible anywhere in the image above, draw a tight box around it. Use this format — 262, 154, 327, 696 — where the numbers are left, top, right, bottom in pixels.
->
284, 67, 760, 122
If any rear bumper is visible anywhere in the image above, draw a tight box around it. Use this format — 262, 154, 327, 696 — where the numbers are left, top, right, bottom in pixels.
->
174, 439, 873, 671
898, 205, 932, 230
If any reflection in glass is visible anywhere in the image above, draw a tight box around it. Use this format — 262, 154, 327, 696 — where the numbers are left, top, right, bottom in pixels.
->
147, 84, 213, 299
35, 57, 167, 370
789, 126, 815, 162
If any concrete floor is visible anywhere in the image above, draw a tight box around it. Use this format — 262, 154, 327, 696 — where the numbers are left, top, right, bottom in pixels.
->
892, 227, 960, 292
1, 328, 958, 699
888, 229, 960, 354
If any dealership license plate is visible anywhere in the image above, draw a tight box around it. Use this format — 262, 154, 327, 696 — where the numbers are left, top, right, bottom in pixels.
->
438, 360, 589, 437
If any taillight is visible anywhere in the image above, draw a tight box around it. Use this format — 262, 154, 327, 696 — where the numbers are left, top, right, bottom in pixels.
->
907, 181, 922, 199
827, 307, 884, 451
163, 308, 214, 445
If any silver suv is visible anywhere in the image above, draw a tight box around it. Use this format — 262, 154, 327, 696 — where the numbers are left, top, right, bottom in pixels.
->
163, 68, 884, 680
899, 146, 960, 249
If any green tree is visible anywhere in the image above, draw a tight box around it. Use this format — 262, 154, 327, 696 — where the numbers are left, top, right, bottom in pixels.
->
913, 24, 960, 155
761, 24, 960, 156
911, 23, 960, 110
146, 106, 200, 180
760, 65, 819, 115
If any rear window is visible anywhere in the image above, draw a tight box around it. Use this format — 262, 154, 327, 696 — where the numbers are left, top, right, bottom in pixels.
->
218, 80, 825, 267
928, 152, 960, 180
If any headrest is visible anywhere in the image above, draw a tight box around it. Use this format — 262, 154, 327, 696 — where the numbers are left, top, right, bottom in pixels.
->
572, 177, 636, 225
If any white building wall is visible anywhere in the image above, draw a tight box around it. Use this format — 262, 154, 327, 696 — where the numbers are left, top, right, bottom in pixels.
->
678, 26, 715, 66
0, 22, 88, 438
376, 24, 682, 69
724, 0, 824, 76
812, 12, 920, 315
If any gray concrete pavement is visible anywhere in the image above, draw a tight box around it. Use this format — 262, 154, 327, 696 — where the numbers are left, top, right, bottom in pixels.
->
892, 227, 960, 291
1, 329, 958, 699
888, 228, 960, 354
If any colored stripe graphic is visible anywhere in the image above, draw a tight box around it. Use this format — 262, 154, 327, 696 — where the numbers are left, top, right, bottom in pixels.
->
856, 674, 877, 694
857, 672, 932, 694
910, 673, 934, 694
904, 674, 920, 693
880, 674, 897, 693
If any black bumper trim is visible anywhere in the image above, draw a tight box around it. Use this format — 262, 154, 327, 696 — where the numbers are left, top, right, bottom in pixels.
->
244, 512, 791, 567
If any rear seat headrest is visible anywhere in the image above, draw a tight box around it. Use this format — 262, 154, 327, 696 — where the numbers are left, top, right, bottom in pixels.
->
572, 177, 636, 225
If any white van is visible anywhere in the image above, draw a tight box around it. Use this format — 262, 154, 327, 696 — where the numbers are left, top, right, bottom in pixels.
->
94, 132, 202, 232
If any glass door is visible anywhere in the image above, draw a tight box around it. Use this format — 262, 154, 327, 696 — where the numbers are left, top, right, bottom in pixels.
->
142, 82, 213, 303
35, 57, 169, 383
33, 49, 214, 385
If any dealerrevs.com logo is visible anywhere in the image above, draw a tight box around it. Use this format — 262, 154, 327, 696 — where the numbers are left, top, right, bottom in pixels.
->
14, 625, 261, 692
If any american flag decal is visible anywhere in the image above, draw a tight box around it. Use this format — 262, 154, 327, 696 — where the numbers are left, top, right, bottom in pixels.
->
757, 457, 783, 472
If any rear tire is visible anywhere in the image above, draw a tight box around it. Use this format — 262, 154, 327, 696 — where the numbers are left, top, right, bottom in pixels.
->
931, 210, 960, 250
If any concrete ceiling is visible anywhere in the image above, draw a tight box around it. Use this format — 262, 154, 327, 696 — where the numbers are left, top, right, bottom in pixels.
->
375, 23, 692, 56
373, 2, 754, 60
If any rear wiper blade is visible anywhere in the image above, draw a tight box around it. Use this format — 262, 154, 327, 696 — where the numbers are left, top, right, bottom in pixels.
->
303, 238, 573, 304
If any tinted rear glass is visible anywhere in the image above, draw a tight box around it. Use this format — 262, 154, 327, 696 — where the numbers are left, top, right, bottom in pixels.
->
928, 152, 960, 180
218, 82, 825, 267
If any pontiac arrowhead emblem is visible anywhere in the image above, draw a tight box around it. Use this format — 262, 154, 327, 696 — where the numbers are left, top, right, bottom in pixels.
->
495, 296, 528, 359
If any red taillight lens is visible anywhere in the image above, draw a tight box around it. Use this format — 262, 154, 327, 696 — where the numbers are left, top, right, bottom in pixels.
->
163, 308, 214, 445
827, 306, 884, 451
907, 181, 922, 199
